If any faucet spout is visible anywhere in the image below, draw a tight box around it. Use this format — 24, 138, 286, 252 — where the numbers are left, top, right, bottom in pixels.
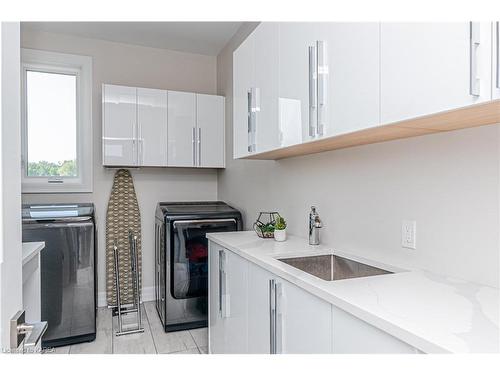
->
309, 206, 322, 245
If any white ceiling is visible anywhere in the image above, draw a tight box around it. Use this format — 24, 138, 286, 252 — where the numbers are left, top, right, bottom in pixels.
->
21, 22, 244, 56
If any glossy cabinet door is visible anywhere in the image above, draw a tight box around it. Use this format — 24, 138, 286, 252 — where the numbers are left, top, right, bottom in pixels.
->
278, 23, 380, 143
247, 262, 332, 354
208, 242, 224, 354
196, 94, 225, 168
222, 249, 249, 353
137, 87, 167, 166
493, 22, 500, 99
208, 243, 248, 353
278, 22, 322, 146
167, 90, 196, 167
247, 262, 274, 353
102, 84, 137, 166
318, 22, 380, 136
253, 22, 280, 153
233, 33, 255, 159
280, 278, 333, 353
381, 22, 492, 124
332, 306, 418, 353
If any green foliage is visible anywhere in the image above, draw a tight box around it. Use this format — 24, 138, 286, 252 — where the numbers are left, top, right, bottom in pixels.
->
275, 216, 287, 230
261, 222, 275, 233
27, 160, 77, 177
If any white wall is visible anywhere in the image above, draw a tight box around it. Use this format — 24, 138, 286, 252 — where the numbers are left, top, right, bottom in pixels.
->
21, 29, 219, 305
0, 22, 23, 349
217, 25, 500, 288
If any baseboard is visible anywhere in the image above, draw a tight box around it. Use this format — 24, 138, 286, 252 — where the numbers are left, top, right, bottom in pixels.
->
97, 286, 155, 308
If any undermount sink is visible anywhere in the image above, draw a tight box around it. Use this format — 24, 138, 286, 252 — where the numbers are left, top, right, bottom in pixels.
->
278, 254, 392, 281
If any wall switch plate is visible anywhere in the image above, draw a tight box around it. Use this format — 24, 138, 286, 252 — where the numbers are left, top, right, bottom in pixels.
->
402, 220, 416, 249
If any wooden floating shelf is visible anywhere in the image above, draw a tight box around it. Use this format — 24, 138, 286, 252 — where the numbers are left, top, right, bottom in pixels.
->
243, 100, 500, 160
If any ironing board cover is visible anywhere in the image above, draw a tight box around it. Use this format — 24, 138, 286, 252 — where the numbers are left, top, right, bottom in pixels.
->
106, 169, 142, 307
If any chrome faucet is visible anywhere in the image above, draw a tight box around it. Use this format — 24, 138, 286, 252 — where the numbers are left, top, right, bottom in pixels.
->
309, 206, 322, 245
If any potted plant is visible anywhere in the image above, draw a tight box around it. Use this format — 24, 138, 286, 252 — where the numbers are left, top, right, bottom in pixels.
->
274, 216, 287, 242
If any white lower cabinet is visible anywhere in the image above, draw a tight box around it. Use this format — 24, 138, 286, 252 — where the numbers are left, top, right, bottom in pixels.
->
247, 260, 332, 354
209, 241, 420, 354
280, 277, 333, 353
332, 306, 418, 353
208, 243, 248, 354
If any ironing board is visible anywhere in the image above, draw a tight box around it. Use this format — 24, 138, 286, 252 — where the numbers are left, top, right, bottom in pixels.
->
106, 169, 142, 307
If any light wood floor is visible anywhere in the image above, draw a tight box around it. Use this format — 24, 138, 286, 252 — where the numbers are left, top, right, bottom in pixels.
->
44, 301, 207, 354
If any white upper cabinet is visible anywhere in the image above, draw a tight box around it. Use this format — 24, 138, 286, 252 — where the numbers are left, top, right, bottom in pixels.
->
103, 85, 225, 168
493, 22, 500, 99
381, 22, 492, 124
137, 87, 168, 166
253, 23, 280, 153
233, 23, 280, 157
318, 22, 380, 136
196, 94, 225, 168
279, 23, 380, 143
102, 84, 137, 166
233, 32, 255, 159
233, 22, 498, 160
167, 90, 196, 167
278, 23, 322, 145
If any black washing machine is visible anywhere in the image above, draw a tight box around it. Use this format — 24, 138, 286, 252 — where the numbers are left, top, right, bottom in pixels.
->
154, 201, 242, 332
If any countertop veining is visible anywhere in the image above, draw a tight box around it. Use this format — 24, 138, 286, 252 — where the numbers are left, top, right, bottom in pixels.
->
206, 231, 499, 354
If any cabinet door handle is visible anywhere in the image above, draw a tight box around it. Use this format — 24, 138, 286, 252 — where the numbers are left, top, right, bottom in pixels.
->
269, 279, 283, 354
269, 279, 276, 354
496, 22, 499, 89
138, 123, 143, 166
247, 87, 259, 152
308, 45, 318, 137
198, 128, 202, 166
275, 281, 283, 354
219, 250, 229, 317
192, 127, 196, 166
247, 90, 254, 152
469, 22, 481, 96
316, 40, 327, 136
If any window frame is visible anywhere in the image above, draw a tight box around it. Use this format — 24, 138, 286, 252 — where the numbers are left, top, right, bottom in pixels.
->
21, 48, 92, 193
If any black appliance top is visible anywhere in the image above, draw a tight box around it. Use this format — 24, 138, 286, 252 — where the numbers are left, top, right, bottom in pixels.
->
22, 203, 94, 221
157, 201, 241, 219
157, 201, 239, 214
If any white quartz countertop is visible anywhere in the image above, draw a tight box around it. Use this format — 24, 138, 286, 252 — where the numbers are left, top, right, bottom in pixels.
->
206, 231, 499, 354
22, 242, 45, 266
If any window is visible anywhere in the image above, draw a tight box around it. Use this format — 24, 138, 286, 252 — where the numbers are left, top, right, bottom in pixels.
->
21, 49, 92, 192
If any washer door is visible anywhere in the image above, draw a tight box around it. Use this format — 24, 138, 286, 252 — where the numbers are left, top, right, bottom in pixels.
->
171, 219, 237, 300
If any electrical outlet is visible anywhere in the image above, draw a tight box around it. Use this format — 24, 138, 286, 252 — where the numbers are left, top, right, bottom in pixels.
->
401, 220, 416, 249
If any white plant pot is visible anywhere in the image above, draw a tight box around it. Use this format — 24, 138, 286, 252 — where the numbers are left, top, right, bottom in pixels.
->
274, 229, 287, 242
